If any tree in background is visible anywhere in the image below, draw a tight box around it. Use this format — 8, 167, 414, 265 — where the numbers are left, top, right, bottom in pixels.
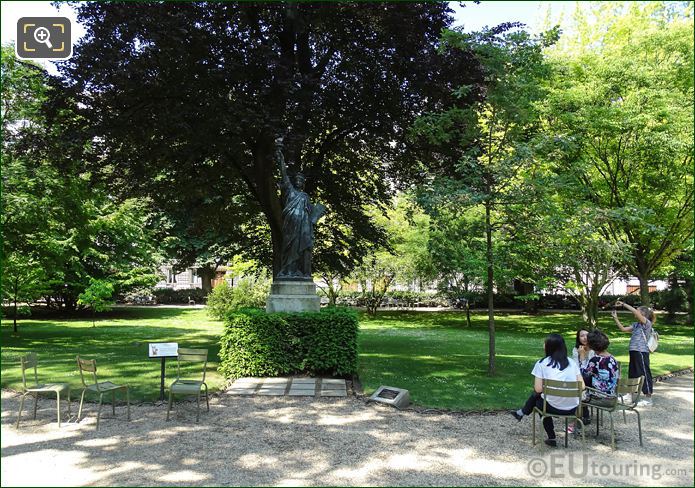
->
1, 255, 47, 333
542, 1, 694, 305
547, 208, 631, 328
351, 196, 435, 315
77, 279, 115, 327
412, 25, 558, 375
1, 46, 160, 311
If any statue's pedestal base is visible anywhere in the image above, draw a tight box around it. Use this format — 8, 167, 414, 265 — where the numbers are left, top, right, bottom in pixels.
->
265, 280, 320, 313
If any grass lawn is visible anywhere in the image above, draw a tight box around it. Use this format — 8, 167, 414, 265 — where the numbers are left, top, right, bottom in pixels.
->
358, 310, 694, 411
1, 307, 692, 410
1, 307, 225, 402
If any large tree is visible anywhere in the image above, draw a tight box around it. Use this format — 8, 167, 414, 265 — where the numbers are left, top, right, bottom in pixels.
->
543, 2, 694, 305
59, 2, 481, 277
2, 45, 159, 311
412, 25, 558, 375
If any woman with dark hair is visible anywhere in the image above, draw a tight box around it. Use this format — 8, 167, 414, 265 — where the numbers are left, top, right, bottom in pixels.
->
510, 334, 583, 447
576, 329, 620, 428
613, 301, 655, 405
572, 328, 596, 374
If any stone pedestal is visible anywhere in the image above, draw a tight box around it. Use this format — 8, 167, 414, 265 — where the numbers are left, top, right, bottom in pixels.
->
265, 280, 320, 313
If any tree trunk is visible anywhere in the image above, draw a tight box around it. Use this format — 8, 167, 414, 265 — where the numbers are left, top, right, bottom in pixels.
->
638, 273, 650, 306
587, 288, 599, 329
485, 203, 496, 376
92, 308, 96, 328
13, 280, 18, 333
684, 277, 693, 325
252, 140, 285, 279
199, 266, 215, 294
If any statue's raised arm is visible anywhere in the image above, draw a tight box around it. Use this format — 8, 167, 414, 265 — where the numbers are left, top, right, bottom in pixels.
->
274, 136, 292, 190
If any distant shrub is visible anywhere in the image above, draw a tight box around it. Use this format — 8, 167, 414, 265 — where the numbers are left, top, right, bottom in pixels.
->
218, 308, 358, 378
153, 288, 208, 304
206, 273, 271, 320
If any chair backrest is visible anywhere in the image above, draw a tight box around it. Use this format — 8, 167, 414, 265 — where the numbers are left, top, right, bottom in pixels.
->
176, 348, 208, 382
19, 352, 39, 389
76, 356, 99, 389
541, 379, 584, 416
617, 376, 644, 406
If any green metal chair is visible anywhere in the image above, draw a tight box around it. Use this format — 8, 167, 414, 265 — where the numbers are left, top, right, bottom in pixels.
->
583, 376, 645, 449
16, 352, 71, 428
532, 379, 586, 448
76, 356, 130, 430
166, 348, 209, 422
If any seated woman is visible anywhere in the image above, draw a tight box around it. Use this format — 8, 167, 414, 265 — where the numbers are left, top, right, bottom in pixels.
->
572, 328, 596, 375
582, 329, 620, 415
511, 334, 583, 447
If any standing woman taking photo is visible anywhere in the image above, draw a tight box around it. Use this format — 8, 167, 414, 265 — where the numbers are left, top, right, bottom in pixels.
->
613, 300, 655, 405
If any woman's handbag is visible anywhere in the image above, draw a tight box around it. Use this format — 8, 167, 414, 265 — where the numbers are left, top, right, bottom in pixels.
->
641, 327, 659, 353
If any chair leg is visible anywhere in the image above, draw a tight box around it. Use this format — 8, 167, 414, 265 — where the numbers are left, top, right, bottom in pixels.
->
532, 412, 537, 446
622, 408, 627, 424
564, 418, 568, 448
112, 391, 116, 415
204, 384, 209, 411
32, 392, 39, 419
78, 390, 86, 422
578, 418, 586, 448
125, 387, 130, 421
57, 391, 61, 428
96, 394, 103, 430
166, 390, 173, 421
596, 409, 600, 436
609, 412, 615, 450
16, 393, 27, 428
635, 410, 643, 447
196, 392, 201, 423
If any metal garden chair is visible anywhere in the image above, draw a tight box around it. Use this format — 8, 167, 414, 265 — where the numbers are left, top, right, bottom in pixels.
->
76, 356, 130, 430
532, 379, 586, 448
16, 352, 71, 428
166, 348, 209, 422
583, 375, 645, 449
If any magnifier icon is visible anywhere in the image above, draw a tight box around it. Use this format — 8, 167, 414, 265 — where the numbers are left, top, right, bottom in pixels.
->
33, 27, 53, 49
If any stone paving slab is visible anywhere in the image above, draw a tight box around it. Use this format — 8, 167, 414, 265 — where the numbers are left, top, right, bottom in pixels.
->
322, 379, 345, 385
262, 378, 288, 385
256, 389, 286, 396
320, 390, 347, 397
287, 389, 316, 396
226, 388, 258, 395
226, 377, 346, 397
291, 378, 316, 385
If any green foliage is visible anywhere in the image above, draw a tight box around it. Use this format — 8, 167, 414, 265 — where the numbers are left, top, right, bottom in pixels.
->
413, 24, 557, 375
542, 2, 694, 303
351, 196, 436, 314
63, 3, 481, 278
1, 46, 161, 311
1, 254, 48, 333
207, 275, 271, 321
218, 308, 359, 378
77, 279, 114, 326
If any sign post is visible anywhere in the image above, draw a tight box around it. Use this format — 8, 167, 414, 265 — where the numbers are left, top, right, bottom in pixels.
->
148, 343, 179, 402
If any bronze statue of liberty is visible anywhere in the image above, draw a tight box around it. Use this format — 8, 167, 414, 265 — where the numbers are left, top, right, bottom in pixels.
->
274, 137, 325, 280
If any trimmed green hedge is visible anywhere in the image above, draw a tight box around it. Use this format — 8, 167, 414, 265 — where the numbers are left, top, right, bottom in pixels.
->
218, 308, 359, 378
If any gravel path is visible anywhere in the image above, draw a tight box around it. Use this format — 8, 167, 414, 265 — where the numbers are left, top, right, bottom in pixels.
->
2, 374, 692, 487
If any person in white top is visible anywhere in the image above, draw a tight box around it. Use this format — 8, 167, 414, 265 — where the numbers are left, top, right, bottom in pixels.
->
511, 334, 584, 447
